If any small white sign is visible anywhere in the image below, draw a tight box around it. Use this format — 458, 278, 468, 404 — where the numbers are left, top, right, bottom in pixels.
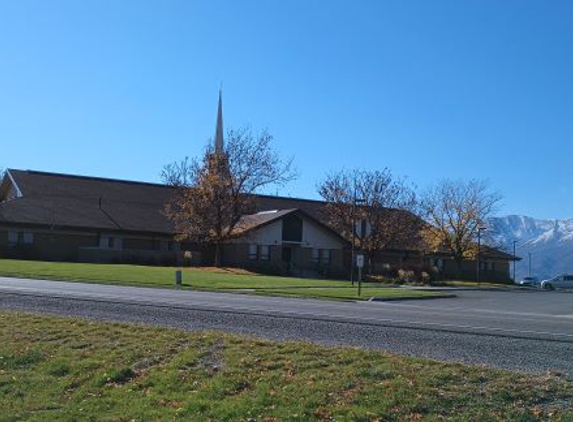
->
356, 254, 365, 268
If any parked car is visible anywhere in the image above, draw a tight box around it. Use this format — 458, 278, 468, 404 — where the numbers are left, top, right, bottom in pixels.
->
516, 276, 539, 286
540, 275, 573, 290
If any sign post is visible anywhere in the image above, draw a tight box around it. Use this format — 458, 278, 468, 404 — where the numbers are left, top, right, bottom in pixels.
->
356, 254, 364, 296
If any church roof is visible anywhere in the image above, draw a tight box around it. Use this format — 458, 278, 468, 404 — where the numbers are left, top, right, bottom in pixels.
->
0, 169, 516, 260
0, 169, 177, 234
0, 169, 418, 247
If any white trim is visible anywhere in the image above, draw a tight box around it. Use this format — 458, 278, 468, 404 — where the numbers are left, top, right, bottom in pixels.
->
5, 170, 23, 198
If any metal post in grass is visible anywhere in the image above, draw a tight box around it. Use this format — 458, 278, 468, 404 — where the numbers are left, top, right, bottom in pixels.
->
356, 254, 364, 296
175, 270, 182, 288
351, 193, 366, 286
351, 193, 357, 286
476, 227, 487, 284
513, 240, 517, 282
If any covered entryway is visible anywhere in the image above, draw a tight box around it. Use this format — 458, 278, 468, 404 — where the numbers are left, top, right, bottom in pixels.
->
281, 244, 302, 274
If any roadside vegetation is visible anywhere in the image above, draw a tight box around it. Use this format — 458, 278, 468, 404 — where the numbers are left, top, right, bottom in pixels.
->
364, 274, 518, 289
0, 259, 450, 301
1, 311, 572, 421
254, 287, 447, 301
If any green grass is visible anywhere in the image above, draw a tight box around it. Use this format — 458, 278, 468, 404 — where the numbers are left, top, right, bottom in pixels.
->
441, 280, 518, 288
0, 259, 444, 301
255, 287, 451, 301
1, 311, 572, 421
0, 259, 349, 289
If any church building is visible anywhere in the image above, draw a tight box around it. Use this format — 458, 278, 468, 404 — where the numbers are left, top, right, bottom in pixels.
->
0, 94, 518, 281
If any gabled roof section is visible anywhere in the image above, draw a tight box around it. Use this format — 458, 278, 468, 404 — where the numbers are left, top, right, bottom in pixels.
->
481, 246, 521, 261
427, 245, 521, 261
0, 169, 23, 201
254, 194, 427, 250
233, 208, 350, 245
234, 209, 297, 234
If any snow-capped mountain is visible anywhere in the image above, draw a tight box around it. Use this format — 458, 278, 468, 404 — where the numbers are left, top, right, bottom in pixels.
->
487, 215, 573, 280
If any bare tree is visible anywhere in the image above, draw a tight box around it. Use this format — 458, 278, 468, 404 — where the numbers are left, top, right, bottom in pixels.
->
161, 158, 193, 187
162, 127, 295, 266
419, 179, 502, 275
318, 168, 418, 273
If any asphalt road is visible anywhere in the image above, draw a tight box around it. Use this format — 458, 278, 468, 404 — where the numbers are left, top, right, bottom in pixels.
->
1, 276, 573, 377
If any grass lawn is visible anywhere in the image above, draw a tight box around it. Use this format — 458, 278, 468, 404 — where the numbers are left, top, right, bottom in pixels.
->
0, 259, 349, 289
0, 259, 445, 301
441, 280, 519, 288
255, 287, 451, 301
1, 311, 572, 421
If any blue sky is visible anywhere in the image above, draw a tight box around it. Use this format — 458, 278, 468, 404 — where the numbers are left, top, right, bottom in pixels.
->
1, 1, 572, 219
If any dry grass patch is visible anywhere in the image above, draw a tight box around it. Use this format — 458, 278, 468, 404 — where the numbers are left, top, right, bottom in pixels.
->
1, 311, 572, 421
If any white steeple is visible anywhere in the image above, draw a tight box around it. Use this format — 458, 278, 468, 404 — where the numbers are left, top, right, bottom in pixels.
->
214, 89, 224, 153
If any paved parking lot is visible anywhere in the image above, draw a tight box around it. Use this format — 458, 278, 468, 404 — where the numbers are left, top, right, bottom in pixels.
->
396, 288, 573, 317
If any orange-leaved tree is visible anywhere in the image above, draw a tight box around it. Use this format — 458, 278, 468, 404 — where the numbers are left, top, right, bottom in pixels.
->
162, 128, 295, 266
420, 178, 502, 276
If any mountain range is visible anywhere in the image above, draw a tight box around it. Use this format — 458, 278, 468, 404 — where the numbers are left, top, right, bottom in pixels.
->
487, 215, 573, 280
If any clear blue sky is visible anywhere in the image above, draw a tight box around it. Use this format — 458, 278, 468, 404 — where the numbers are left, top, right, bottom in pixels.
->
1, 1, 572, 219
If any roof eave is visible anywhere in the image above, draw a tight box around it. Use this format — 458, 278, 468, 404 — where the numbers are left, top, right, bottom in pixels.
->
1, 169, 23, 199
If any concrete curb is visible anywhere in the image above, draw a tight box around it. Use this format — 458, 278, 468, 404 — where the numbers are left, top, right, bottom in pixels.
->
400, 286, 534, 292
367, 293, 456, 302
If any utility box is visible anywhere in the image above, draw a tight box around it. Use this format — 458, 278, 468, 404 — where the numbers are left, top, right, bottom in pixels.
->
175, 270, 182, 287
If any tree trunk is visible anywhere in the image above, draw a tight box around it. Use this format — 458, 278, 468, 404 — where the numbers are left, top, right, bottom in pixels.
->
368, 252, 373, 275
455, 258, 463, 280
214, 243, 222, 267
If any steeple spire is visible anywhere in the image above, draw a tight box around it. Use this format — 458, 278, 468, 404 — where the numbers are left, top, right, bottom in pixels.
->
214, 88, 224, 153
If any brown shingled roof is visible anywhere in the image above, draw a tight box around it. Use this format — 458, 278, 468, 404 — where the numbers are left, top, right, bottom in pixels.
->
233, 209, 298, 234
0, 169, 426, 246
1, 169, 177, 234
0, 169, 518, 261
254, 194, 427, 251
